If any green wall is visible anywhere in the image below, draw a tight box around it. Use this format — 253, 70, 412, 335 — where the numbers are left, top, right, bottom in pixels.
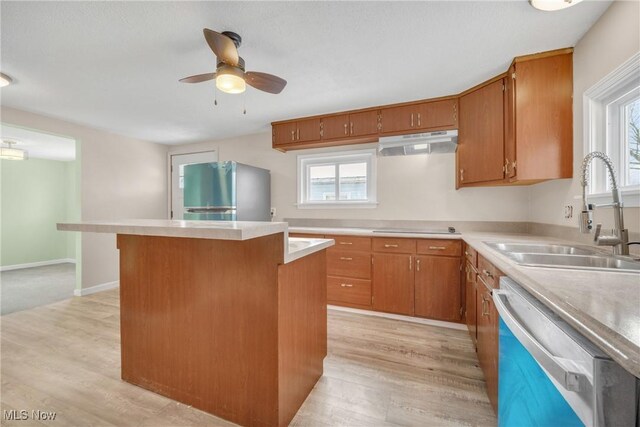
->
1, 158, 77, 267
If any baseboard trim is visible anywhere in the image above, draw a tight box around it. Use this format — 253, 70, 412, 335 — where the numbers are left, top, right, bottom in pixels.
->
327, 305, 467, 331
74, 281, 119, 297
0, 258, 76, 272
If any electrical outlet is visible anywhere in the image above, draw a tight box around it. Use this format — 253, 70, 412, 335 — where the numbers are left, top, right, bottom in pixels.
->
563, 205, 573, 219
270, 207, 276, 218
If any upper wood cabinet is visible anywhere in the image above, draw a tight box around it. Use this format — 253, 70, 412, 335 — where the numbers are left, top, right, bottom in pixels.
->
272, 122, 297, 146
458, 78, 505, 185
272, 118, 321, 147
506, 51, 573, 183
380, 99, 458, 135
322, 110, 380, 141
273, 48, 573, 190
457, 48, 573, 188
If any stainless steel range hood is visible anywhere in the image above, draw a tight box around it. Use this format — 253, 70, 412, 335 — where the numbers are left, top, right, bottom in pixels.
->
378, 130, 458, 156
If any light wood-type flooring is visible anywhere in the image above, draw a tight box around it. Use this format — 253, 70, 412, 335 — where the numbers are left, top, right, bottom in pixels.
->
0, 289, 495, 426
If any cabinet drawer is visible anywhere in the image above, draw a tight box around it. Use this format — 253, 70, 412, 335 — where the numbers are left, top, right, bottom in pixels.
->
327, 251, 371, 279
416, 239, 461, 256
478, 255, 503, 290
327, 235, 371, 252
327, 276, 371, 307
464, 244, 478, 267
372, 238, 416, 253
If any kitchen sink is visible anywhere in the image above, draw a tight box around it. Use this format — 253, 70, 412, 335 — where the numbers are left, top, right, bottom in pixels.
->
487, 243, 598, 255
509, 253, 640, 273
486, 242, 640, 273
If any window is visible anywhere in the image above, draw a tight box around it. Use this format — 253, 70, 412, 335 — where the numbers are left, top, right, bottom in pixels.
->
297, 149, 377, 207
584, 52, 640, 206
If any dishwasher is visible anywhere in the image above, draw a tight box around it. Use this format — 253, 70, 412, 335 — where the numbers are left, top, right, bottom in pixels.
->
494, 277, 638, 427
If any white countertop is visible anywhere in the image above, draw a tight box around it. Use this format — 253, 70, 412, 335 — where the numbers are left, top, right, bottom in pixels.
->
289, 226, 463, 239
289, 225, 640, 377
285, 237, 334, 264
57, 219, 334, 265
58, 219, 288, 240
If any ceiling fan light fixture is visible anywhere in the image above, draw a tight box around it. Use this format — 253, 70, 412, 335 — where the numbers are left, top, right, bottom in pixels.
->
0, 141, 28, 160
216, 66, 246, 94
0, 72, 13, 87
530, 0, 584, 11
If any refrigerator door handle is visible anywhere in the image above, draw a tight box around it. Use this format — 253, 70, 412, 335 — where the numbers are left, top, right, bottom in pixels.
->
185, 207, 237, 214
493, 290, 590, 392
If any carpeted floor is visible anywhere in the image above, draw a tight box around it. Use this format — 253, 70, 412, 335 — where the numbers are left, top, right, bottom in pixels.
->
1, 263, 76, 315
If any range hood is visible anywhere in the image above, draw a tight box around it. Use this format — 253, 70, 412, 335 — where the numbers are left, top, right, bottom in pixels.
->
378, 130, 458, 156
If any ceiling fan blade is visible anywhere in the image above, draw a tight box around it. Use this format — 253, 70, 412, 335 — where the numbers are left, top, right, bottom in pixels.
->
203, 29, 239, 66
179, 73, 217, 83
244, 72, 287, 94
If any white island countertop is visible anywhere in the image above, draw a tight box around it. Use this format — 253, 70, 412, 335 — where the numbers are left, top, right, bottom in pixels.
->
57, 219, 334, 264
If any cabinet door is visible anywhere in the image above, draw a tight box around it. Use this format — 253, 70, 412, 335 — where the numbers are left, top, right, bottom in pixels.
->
477, 281, 499, 413
417, 99, 458, 130
414, 256, 462, 322
272, 122, 296, 146
372, 253, 414, 315
465, 263, 477, 346
349, 110, 379, 137
457, 79, 505, 184
504, 65, 516, 179
322, 114, 350, 141
296, 118, 322, 143
379, 105, 416, 135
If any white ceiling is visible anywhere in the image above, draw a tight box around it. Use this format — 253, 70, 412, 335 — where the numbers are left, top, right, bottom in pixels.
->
1, 1, 610, 145
0, 124, 76, 161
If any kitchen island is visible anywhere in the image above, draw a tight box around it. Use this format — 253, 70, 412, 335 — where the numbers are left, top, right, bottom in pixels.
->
57, 219, 334, 427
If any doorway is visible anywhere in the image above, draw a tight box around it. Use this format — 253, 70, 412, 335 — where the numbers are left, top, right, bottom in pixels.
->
170, 151, 218, 219
0, 124, 79, 315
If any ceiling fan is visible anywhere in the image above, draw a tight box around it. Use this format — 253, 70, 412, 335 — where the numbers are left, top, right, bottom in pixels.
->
180, 29, 287, 95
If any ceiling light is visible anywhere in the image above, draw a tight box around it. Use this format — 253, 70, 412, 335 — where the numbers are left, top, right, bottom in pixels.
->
0, 72, 12, 87
530, 0, 584, 11
215, 65, 246, 94
0, 141, 28, 160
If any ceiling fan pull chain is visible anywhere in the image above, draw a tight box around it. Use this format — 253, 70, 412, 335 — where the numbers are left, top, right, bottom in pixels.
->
243, 92, 247, 115
214, 85, 218, 106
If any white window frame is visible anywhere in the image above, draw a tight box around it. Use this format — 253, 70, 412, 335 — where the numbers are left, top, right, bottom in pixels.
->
297, 149, 378, 208
582, 51, 640, 207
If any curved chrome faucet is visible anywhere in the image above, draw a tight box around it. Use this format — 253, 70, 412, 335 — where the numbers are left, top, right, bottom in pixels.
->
580, 151, 629, 255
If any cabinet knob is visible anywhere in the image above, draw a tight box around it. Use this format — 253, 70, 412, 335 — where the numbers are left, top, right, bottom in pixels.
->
428, 246, 446, 250
416, 258, 421, 272
384, 244, 399, 248
344, 123, 348, 135
339, 257, 353, 261
339, 241, 353, 245
340, 283, 354, 288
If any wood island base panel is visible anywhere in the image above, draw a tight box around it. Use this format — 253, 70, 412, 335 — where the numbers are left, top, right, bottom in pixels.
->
117, 233, 327, 427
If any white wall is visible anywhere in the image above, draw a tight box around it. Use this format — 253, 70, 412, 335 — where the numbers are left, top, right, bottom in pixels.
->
1, 107, 168, 290
529, 0, 640, 232
169, 132, 531, 223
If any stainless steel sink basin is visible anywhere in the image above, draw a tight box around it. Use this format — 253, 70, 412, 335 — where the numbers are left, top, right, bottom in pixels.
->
509, 253, 640, 273
485, 242, 640, 273
487, 242, 598, 255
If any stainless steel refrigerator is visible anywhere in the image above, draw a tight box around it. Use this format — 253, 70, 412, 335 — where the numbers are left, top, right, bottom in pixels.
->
183, 161, 271, 221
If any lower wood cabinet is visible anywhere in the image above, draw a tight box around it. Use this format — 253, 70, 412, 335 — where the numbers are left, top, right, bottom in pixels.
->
414, 256, 462, 321
326, 276, 371, 308
292, 233, 463, 322
473, 253, 503, 415
372, 253, 415, 316
464, 261, 478, 347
